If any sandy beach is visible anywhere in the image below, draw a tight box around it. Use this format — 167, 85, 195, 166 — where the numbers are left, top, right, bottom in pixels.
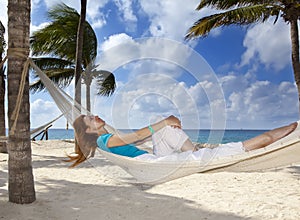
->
0, 139, 299, 220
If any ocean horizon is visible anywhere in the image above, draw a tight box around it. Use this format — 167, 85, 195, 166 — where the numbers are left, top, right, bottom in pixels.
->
32, 128, 268, 144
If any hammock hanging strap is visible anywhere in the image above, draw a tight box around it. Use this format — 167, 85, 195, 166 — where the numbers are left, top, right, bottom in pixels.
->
0, 48, 35, 139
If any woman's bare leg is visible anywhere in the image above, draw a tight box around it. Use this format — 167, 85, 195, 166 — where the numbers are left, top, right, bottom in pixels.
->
243, 122, 297, 151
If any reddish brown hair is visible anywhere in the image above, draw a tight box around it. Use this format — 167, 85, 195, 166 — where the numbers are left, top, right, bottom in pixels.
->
66, 115, 99, 167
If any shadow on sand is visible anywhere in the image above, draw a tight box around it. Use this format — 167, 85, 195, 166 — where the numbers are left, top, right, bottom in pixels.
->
0, 152, 250, 220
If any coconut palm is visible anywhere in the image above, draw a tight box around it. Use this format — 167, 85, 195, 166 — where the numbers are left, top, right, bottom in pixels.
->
82, 60, 116, 110
0, 21, 6, 153
186, 0, 300, 106
7, 0, 35, 203
30, 3, 116, 111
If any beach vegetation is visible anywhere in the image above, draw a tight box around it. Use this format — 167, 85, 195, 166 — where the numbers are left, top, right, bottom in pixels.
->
30, 3, 116, 111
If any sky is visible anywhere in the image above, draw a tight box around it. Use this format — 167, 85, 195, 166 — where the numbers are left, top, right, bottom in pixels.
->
0, 0, 299, 130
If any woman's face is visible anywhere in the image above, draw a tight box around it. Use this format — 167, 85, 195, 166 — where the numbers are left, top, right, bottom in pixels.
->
83, 115, 105, 134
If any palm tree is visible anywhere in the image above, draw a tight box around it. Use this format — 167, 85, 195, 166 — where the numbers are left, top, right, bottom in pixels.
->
82, 60, 116, 110
0, 21, 7, 153
7, 0, 35, 203
186, 0, 300, 106
30, 3, 115, 111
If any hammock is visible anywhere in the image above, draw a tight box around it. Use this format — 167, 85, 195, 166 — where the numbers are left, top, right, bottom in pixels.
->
29, 60, 300, 184
96, 124, 300, 184
30, 113, 64, 140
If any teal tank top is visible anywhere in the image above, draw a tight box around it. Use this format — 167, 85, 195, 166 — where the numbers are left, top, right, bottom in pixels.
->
96, 133, 148, 158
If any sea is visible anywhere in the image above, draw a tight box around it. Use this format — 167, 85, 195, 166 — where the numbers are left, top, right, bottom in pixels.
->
33, 128, 268, 144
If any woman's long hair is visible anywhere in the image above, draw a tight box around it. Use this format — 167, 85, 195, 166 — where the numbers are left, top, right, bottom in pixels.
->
66, 115, 99, 167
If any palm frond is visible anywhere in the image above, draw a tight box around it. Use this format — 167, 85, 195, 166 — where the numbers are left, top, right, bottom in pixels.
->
30, 68, 74, 93
0, 20, 5, 55
31, 57, 74, 75
197, 0, 277, 10
95, 71, 116, 96
30, 3, 97, 64
186, 4, 282, 39
47, 3, 78, 20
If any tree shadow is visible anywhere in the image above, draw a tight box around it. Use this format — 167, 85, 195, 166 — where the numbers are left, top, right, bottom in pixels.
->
282, 164, 300, 178
0, 153, 250, 220
0, 170, 7, 187
0, 177, 249, 220
261, 164, 300, 181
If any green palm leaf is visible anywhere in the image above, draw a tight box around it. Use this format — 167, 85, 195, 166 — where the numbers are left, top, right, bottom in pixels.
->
30, 69, 75, 93
30, 3, 116, 102
30, 3, 97, 67
197, 0, 277, 10
30, 57, 75, 92
96, 71, 116, 96
186, 4, 281, 38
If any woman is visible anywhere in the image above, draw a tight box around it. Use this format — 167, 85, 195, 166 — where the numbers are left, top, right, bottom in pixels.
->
66, 114, 297, 167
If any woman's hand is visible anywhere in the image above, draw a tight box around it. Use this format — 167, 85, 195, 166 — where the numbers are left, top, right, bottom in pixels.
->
165, 115, 182, 129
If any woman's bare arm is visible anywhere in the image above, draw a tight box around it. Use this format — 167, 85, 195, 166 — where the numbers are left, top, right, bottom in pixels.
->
107, 115, 181, 148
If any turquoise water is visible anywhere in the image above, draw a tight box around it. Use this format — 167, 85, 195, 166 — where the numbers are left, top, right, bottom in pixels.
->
34, 128, 268, 143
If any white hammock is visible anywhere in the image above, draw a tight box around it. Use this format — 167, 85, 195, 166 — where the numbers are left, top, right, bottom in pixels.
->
30, 60, 300, 184
30, 113, 64, 139
97, 124, 300, 184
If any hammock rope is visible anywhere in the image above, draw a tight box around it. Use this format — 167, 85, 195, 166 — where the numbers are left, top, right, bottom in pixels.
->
29, 113, 64, 139
0, 48, 31, 138
0, 48, 65, 140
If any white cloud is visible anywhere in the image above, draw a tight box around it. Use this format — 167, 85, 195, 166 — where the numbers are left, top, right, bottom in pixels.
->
30, 98, 67, 128
98, 36, 193, 76
31, 0, 42, 11
92, 73, 202, 129
43, 0, 109, 29
30, 22, 49, 35
44, 0, 80, 11
240, 19, 293, 71
90, 69, 299, 130
87, 0, 109, 18
221, 73, 298, 128
139, 0, 203, 40
87, 0, 109, 29
115, 0, 137, 22
100, 33, 134, 51
114, 0, 137, 32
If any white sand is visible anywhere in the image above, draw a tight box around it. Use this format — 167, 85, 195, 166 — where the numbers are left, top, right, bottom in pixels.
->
0, 140, 300, 220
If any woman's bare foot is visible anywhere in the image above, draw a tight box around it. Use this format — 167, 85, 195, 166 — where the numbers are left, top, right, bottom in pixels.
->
265, 122, 297, 141
243, 122, 297, 151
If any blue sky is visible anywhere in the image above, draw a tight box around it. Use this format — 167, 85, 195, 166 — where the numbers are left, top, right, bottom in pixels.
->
0, 0, 299, 130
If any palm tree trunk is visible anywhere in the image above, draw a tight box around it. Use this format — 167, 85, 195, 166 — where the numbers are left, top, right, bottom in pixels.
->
290, 18, 300, 113
74, 0, 87, 107
74, 0, 87, 153
86, 83, 91, 112
7, 0, 35, 204
0, 21, 6, 153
